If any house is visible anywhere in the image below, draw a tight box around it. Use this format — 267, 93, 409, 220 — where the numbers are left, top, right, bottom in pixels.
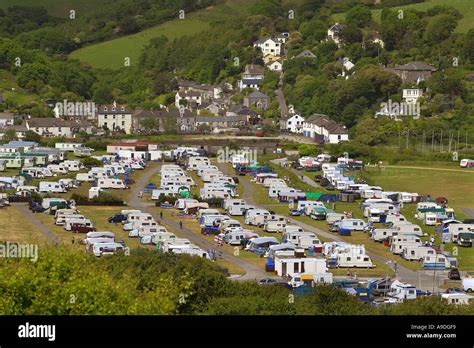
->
364, 31, 384, 48
25, 118, 78, 138
0, 112, 15, 127
133, 109, 165, 132
275, 32, 289, 44
195, 115, 248, 130
197, 102, 222, 116
294, 50, 316, 59
175, 88, 203, 109
253, 37, 282, 56
97, 102, 133, 134
107, 141, 160, 154
282, 113, 305, 133
403, 88, 423, 104
340, 57, 355, 77
263, 54, 280, 65
177, 80, 222, 100
302, 114, 349, 144
0, 125, 28, 140
266, 60, 283, 72
386, 61, 437, 84
175, 110, 197, 133
243, 91, 270, 110
327, 23, 345, 47
239, 64, 265, 90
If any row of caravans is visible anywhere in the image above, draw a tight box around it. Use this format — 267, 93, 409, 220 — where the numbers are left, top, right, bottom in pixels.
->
111, 208, 209, 258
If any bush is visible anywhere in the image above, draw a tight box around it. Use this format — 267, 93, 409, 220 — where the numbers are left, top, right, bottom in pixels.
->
81, 157, 102, 168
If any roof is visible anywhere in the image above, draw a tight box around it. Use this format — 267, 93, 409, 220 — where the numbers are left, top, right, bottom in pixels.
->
253, 37, 273, 45
0, 112, 15, 119
329, 23, 344, 33
305, 114, 348, 134
97, 103, 131, 114
242, 78, 263, 86
26, 118, 90, 128
247, 90, 270, 99
244, 64, 265, 75
393, 61, 437, 72
196, 115, 247, 123
295, 50, 316, 58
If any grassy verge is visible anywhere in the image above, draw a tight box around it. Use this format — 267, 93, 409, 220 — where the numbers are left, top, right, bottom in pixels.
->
0, 207, 47, 245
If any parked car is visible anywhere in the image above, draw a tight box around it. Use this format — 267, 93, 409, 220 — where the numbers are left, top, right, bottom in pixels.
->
108, 214, 127, 223
289, 209, 301, 216
326, 184, 335, 191
320, 178, 330, 186
305, 166, 320, 172
448, 268, 461, 280
259, 278, 279, 285
314, 175, 323, 183
445, 287, 464, 294
70, 223, 96, 233
232, 176, 240, 184
29, 201, 45, 213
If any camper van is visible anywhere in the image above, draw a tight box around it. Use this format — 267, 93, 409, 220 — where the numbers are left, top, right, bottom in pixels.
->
402, 246, 436, 261
64, 217, 92, 231
422, 254, 455, 270
92, 242, 124, 257
39, 181, 67, 193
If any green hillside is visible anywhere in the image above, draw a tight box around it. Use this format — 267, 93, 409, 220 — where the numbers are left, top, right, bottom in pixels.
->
0, 0, 99, 17
69, 0, 256, 70
333, 0, 474, 33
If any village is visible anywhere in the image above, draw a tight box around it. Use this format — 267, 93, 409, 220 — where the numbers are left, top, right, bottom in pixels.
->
0, 0, 474, 327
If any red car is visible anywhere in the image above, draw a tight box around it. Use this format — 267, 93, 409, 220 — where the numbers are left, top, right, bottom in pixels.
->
70, 223, 96, 233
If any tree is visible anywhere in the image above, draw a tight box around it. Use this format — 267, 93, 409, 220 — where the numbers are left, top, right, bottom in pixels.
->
339, 24, 363, 45
139, 117, 158, 130
2, 129, 17, 142
250, 0, 283, 17
463, 29, 474, 62
23, 130, 41, 142
346, 5, 372, 28
424, 14, 457, 43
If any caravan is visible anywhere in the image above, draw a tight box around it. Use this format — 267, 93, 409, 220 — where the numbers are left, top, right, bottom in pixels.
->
264, 220, 287, 233
39, 181, 67, 193
224, 230, 259, 245
402, 246, 436, 261
336, 253, 374, 268
97, 178, 127, 189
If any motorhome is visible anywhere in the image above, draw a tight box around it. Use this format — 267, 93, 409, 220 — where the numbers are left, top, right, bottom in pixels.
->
422, 254, 455, 270
389, 280, 416, 301
365, 208, 382, 223
97, 178, 127, 189
39, 181, 67, 193
402, 246, 436, 261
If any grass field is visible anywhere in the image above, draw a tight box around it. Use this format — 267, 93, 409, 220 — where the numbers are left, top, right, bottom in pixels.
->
0, 207, 47, 245
69, 0, 256, 69
0, 70, 39, 107
332, 0, 474, 33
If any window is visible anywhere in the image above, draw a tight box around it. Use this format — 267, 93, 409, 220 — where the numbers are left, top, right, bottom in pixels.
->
346, 257, 351, 261
293, 262, 299, 273
103, 107, 107, 111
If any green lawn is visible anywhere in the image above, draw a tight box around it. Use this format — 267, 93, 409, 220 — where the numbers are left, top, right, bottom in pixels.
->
332, 0, 474, 33
69, 0, 256, 69
0, 70, 40, 107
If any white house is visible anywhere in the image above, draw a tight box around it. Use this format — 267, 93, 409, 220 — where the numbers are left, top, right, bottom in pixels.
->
253, 37, 282, 56
284, 113, 305, 133
175, 89, 203, 108
302, 114, 349, 144
25, 118, 77, 138
403, 89, 422, 104
340, 57, 355, 77
239, 64, 265, 91
266, 60, 283, 72
327, 23, 345, 47
0, 112, 15, 127
97, 101, 133, 134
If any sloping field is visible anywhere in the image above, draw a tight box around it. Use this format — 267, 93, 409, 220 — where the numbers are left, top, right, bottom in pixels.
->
332, 0, 474, 33
69, 0, 256, 70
